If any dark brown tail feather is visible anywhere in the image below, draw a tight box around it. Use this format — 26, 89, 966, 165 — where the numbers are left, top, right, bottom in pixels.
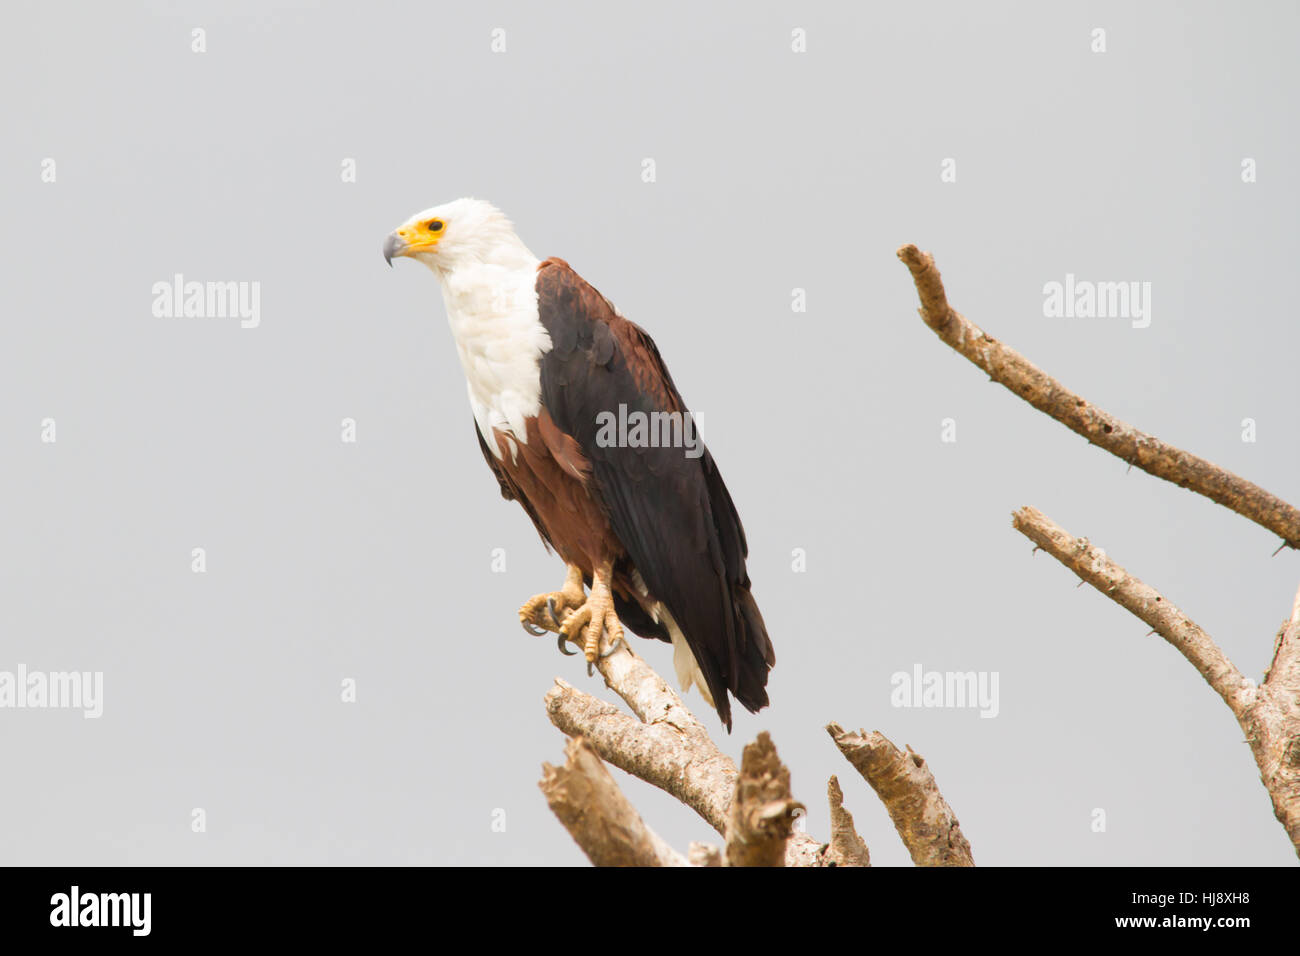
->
731, 584, 775, 716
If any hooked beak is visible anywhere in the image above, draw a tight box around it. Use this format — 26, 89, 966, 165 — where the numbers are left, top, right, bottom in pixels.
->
383, 232, 408, 267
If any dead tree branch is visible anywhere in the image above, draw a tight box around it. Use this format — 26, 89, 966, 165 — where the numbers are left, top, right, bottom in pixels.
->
539, 736, 687, 867
544, 670, 735, 833
828, 723, 974, 866
1012, 507, 1254, 713
897, 243, 1300, 857
724, 732, 804, 867
826, 776, 871, 867
531, 244, 1293, 866
543, 647, 831, 865
537, 617, 972, 867
1012, 506, 1300, 856
896, 244, 1300, 550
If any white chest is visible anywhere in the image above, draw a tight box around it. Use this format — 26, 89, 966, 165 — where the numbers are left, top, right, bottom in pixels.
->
439, 261, 550, 458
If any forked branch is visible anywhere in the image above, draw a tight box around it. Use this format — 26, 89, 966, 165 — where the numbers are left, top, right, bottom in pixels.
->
1011, 507, 1300, 856
540, 639, 950, 866
542, 641, 830, 865
900, 244, 1300, 857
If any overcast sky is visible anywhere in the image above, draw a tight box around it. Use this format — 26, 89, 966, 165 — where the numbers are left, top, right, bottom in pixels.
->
2, 0, 1297, 865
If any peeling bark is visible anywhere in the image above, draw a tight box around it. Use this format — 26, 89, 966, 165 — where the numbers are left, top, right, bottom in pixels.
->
540, 736, 687, 866
826, 776, 871, 867
828, 723, 974, 866
544, 674, 735, 832
544, 669, 831, 866
724, 733, 804, 867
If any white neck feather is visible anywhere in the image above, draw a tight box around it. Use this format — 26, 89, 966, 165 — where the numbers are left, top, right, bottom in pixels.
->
423, 251, 550, 459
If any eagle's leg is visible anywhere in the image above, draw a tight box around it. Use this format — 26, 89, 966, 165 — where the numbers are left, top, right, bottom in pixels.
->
518, 564, 586, 637
558, 559, 625, 673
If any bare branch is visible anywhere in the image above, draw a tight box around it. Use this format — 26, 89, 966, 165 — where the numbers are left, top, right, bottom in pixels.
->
724, 733, 804, 867
828, 723, 974, 866
544, 639, 836, 865
1012, 506, 1256, 715
544, 675, 831, 865
1257, 586, 1300, 855
540, 736, 687, 866
1269, 583, 1300, 691
897, 244, 1300, 550
544, 675, 736, 832
1012, 506, 1300, 857
825, 776, 871, 867
530, 246, 1300, 868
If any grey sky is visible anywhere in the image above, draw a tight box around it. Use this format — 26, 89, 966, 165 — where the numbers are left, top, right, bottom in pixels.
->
1, 1, 1297, 865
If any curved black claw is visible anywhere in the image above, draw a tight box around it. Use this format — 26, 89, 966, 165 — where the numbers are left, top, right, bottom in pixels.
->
546, 598, 564, 631
556, 633, 578, 656
521, 619, 547, 637
587, 633, 623, 676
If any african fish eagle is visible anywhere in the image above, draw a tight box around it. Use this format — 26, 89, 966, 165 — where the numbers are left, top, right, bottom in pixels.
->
383, 198, 774, 729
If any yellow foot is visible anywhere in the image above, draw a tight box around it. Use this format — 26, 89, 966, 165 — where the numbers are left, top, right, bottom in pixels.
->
557, 563, 625, 675
518, 565, 586, 638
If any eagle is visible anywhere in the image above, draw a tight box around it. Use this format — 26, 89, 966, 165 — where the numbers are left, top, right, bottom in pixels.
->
383, 198, 774, 729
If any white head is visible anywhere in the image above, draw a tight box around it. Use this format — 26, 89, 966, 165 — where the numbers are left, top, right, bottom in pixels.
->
383, 198, 535, 275
384, 198, 550, 450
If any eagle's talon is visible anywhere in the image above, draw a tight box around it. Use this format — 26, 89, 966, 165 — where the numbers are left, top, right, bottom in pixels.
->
521, 563, 623, 672
518, 566, 586, 637
521, 619, 547, 636
559, 605, 592, 646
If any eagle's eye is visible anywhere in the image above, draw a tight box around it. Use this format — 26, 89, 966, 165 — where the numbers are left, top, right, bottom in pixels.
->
425, 219, 445, 233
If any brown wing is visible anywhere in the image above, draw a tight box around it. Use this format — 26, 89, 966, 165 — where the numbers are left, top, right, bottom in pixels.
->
532, 257, 774, 730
